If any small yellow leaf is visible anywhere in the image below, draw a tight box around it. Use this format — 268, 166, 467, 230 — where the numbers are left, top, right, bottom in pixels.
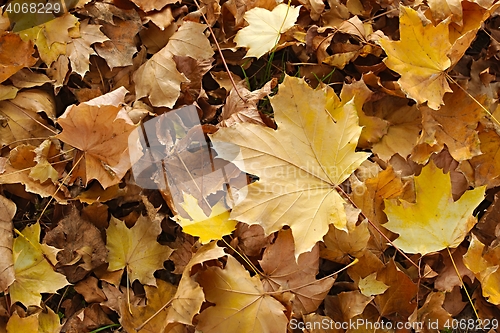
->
384, 161, 485, 255
358, 272, 389, 297
175, 193, 235, 244
379, 6, 452, 110
234, 4, 300, 59
106, 215, 173, 286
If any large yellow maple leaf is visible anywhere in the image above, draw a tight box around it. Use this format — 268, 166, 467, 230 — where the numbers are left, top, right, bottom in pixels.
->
210, 75, 369, 257
379, 6, 453, 110
196, 255, 288, 333
383, 162, 485, 255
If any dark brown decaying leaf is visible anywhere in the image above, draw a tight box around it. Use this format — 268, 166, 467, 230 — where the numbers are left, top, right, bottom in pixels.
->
44, 208, 107, 283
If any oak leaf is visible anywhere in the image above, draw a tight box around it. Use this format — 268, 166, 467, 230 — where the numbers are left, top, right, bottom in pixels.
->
234, 4, 300, 59
106, 215, 173, 286
210, 75, 370, 256
384, 161, 485, 255
196, 255, 288, 333
56, 87, 136, 189
175, 193, 235, 244
379, 6, 452, 110
9, 223, 69, 307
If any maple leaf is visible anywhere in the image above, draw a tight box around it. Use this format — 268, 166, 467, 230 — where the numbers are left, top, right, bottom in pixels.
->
9, 222, 69, 307
0, 32, 37, 83
379, 6, 453, 110
0, 195, 16, 291
234, 3, 300, 59
175, 193, 236, 244
259, 229, 334, 316
120, 279, 178, 333
18, 13, 79, 66
94, 14, 142, 69
166, 242, 225, 326
134, 21, 213, 107
67, 20, 109, 77
56, 87, 136, 189
383, 161, 485, 255
106, 215, 173, 286
196, 255, 288, 333
0, 89, 56, 148
210, 75, 370, 256
463, 234, 500, 305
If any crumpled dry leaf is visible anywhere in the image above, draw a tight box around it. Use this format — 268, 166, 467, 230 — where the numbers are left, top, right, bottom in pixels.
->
134, 21, 213, 107
260, 229, 334, 316
463, 234, 500, 305
44, 208, 107, 283
67, 20, 109, 77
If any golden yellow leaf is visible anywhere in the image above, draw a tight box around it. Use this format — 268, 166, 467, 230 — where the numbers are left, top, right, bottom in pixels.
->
9, 223, 69, 307
234, 4, 300, 59
106, 215, 173, 286
463, 234, 500, 305
56, 87, 136, 189
384, 161, 485, 255
379, 6, 452, 110
210, 75, 369, 257
175, 193, 235, 244
196, 255, 288, 333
